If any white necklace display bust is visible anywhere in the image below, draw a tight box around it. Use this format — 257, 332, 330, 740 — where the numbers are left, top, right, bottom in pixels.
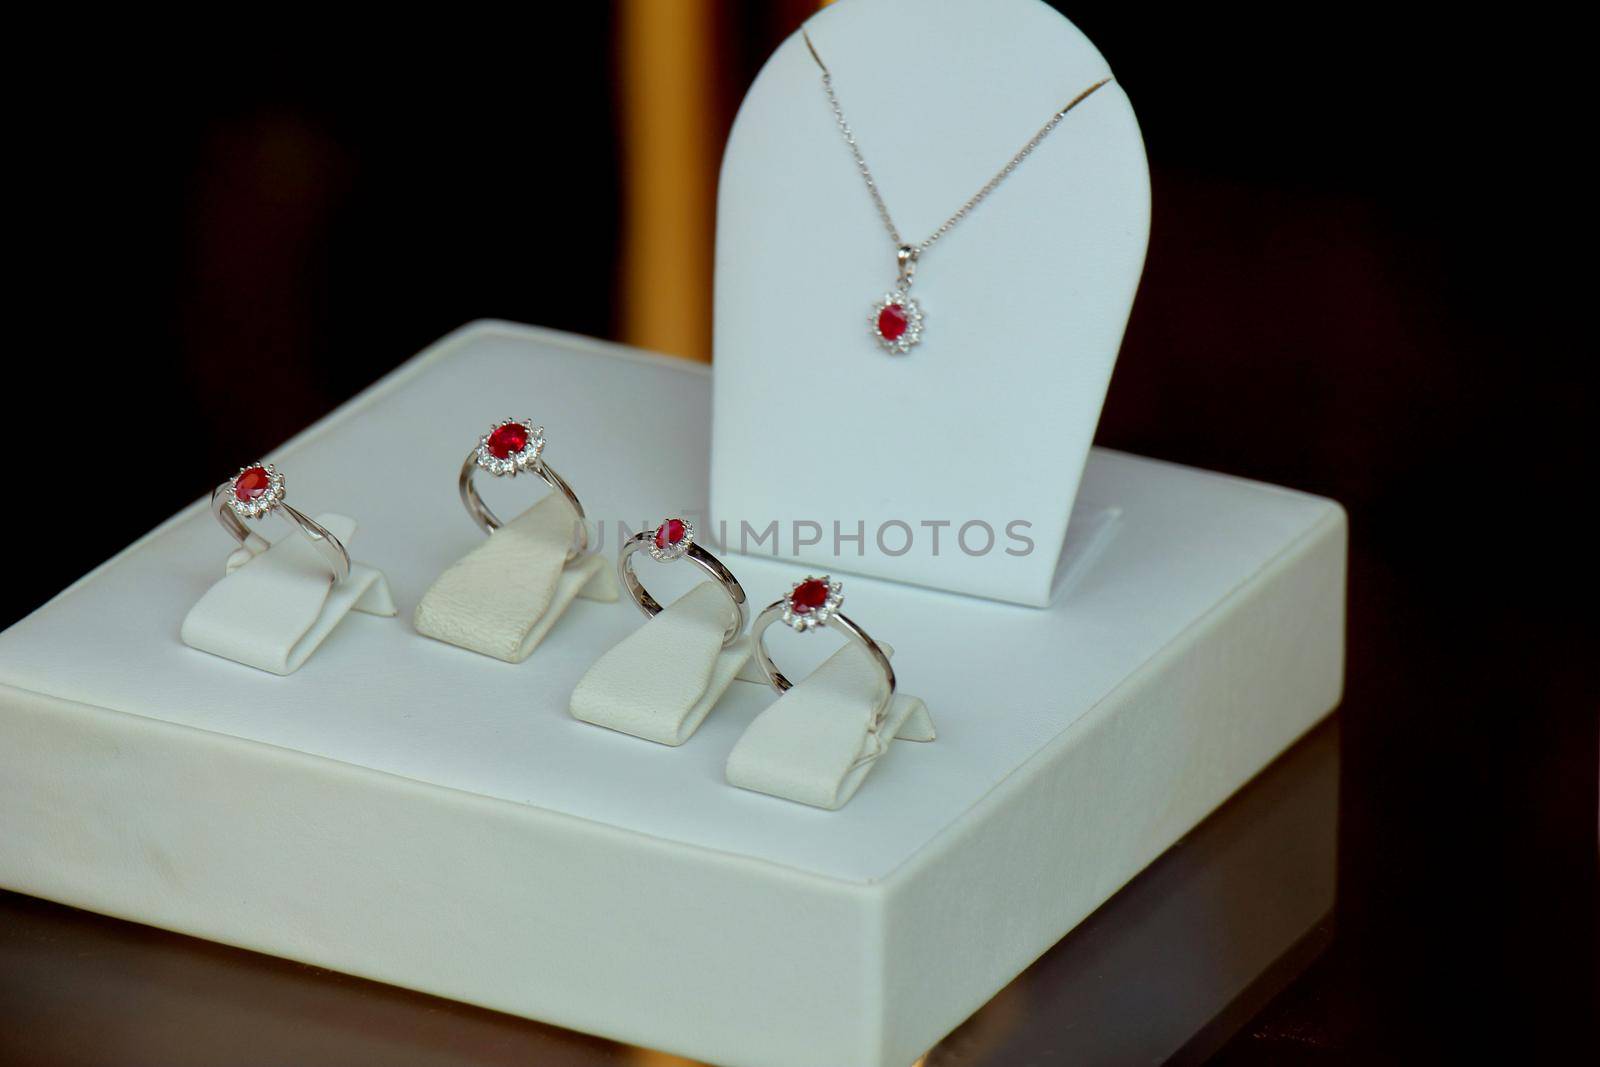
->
712, 0, 1150, 606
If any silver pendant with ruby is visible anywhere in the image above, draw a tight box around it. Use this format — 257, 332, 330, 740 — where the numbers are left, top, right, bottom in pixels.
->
870, 245, 924, 354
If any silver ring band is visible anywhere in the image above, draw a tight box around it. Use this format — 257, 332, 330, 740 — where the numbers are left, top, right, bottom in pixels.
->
618, 522, 748, 646
212, 469, 351, 585
750, 577, 895, 734
458, 450, 588, 562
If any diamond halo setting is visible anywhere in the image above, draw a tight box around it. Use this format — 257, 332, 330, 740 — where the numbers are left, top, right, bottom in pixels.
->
781, 575, 845, 631
649, 518, 695, 562
226, 463, 286, 520
474, 418, 545, 477
870, 292, 923, 354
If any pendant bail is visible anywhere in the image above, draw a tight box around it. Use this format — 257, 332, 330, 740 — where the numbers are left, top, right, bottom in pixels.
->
896, 245, 918, 291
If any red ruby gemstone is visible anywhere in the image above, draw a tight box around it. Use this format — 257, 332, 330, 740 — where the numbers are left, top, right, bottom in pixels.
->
654, 518, 687, 550
486, 422, 530, 459
877, 303, 909, 341
233, 466, 271, 503
790, 578, 830, 615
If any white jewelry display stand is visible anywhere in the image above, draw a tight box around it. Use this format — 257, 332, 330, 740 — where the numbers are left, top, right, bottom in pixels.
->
179, 513, 396, 676
712, 0, 1149, 607
727, 640, 933, 811
0, 322, 1346, 1067
570, 583, 751, 745
413, 493, 616, 663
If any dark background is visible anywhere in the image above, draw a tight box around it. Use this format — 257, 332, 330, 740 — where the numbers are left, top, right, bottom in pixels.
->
6, 3, 1593, 1062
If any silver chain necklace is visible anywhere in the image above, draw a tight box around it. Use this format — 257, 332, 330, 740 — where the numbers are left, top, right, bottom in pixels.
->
803, 29, 1111, 354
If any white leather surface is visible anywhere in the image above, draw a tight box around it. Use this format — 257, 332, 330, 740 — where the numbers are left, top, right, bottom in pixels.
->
180, 513, 396, 676
712, 0, 1150, 605
413, 493, 615, 663
0, 322, 1339, 884
727, 639, 933, 810
0, 322, 1347, 1067
570, 582, 752, 745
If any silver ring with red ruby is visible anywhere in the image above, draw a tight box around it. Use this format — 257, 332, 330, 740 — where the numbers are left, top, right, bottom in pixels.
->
211, 462, 351, 584
458, 418, 588, 562
751, 576, 897, 730
871, 291, 923, 354
618, 518, 748, 646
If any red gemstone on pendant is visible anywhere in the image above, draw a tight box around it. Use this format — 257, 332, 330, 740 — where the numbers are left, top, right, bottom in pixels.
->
790, 578, 830, 615
877, 303, 909, 341
486, 422, 530, 459
654, 518, 687, 550
233, 466, 271, 503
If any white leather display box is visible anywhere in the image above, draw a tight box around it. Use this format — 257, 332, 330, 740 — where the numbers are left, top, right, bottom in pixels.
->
0, 322, 1346, 1067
